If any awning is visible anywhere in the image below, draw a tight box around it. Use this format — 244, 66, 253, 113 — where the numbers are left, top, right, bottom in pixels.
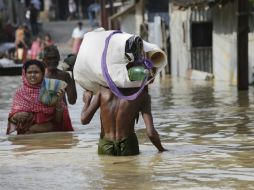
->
109, 3, 136, 21
172, 0, 233, 8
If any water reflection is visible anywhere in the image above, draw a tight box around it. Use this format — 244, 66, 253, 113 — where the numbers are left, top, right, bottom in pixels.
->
98, 156, 146, 190
235, 90, 251, 134
7, 132, 77, 152
1, 75, 254, 189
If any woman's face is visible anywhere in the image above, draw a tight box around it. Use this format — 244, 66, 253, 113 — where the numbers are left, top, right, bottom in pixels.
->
25, 65, 44, 85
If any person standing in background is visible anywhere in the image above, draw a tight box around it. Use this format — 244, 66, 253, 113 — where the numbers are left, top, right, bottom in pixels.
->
30, 35, 42, 60
87, 2, 100, 27
71, 21, 86, 54
29, 1, 40, 36
43, 33, 55, 47
68, 0, 77, 20
15, 25, 28, 63
24, 24, 32, 49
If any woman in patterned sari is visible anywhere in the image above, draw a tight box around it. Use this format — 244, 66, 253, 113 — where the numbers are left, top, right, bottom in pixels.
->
7, 60, 73, 135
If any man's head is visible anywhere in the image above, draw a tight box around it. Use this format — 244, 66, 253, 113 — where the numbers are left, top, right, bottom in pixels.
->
77, 21, 83, 29
43, 45, 60, 68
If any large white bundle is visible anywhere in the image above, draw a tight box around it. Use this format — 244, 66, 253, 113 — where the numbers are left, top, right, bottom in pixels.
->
73, 28, 167, 93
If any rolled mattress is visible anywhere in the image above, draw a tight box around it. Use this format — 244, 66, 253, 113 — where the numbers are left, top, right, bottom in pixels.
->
73, 27, 167, 93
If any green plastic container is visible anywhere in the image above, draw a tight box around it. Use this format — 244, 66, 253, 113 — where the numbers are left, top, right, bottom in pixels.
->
128, 66, 149, 81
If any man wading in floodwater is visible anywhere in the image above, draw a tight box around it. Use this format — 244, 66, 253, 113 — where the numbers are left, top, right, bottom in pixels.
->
81, 86, 167, 156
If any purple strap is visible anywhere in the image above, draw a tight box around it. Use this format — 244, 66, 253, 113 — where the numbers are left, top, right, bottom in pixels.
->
143, 58, 153, 69
101, 31, 148, 100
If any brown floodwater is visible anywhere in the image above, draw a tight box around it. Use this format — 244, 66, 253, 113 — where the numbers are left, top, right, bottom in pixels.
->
0, 75, 254, 190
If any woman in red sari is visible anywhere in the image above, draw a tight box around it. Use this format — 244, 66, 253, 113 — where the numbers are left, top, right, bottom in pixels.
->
7, 60, 73, 135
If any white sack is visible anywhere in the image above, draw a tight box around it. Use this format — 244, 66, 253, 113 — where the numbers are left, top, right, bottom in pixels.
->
74, 27, 167, 93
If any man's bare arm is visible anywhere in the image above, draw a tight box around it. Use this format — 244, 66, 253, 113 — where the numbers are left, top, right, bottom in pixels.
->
81, 91, 100, 125
65, 73, 77, 104
142, 112, 167, 152
141, 94, 167, 152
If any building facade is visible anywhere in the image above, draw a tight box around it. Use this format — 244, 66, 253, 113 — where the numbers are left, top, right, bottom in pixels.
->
170, 0, 254, 85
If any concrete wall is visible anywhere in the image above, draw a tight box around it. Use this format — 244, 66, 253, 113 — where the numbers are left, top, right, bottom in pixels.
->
120, 13, 137, 34
169, 8, 191, 78
119, 1, 143, 35
213, 2, 237, 85
148, 16, 163, 48
213, 3, 254, 85
170, 2, 254, 85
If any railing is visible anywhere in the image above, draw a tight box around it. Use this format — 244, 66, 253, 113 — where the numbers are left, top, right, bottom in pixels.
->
191, 47, 213, 73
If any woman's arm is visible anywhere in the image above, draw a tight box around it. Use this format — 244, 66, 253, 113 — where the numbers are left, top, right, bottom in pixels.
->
54, 90, 64, 123
10, 112, 33, 124
8, 112, 33, 134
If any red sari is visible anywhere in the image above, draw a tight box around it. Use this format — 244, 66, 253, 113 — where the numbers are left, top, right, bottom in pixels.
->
7, 71, 73, 134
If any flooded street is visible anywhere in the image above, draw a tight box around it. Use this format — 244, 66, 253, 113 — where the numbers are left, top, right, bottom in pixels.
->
0, 75, 254, 190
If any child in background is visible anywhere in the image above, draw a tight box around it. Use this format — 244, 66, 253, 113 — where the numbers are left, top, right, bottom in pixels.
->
43, 33, 54, 47
30, 36, 42, 60
43, 45, 77, 105
15, 25, 28, 62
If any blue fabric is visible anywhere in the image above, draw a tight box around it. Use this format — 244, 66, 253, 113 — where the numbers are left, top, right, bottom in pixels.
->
38, 78, 67, 106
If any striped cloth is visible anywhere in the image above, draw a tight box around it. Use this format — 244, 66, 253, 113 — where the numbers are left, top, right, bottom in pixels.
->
38, 78, 67, 106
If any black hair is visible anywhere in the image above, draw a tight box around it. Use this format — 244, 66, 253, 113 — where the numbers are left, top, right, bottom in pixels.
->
78, 21, 83, 29
23, 60, 45, 74
45, 33, 51, 39
43, 45, 60, 67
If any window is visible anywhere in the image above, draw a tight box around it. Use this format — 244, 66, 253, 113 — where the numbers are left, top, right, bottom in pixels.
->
191, 22, 212, 47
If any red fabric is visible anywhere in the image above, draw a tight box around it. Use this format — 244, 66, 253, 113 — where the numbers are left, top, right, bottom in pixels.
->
7, 70, 73, 134
44, 39, 55, 47
72, 38, 82, 54
30, 41, 42, 60
59, 109, 73, 131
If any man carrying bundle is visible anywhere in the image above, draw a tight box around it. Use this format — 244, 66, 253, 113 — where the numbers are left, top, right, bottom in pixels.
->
81, 86, 167, 156
75, 28, 167, 156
